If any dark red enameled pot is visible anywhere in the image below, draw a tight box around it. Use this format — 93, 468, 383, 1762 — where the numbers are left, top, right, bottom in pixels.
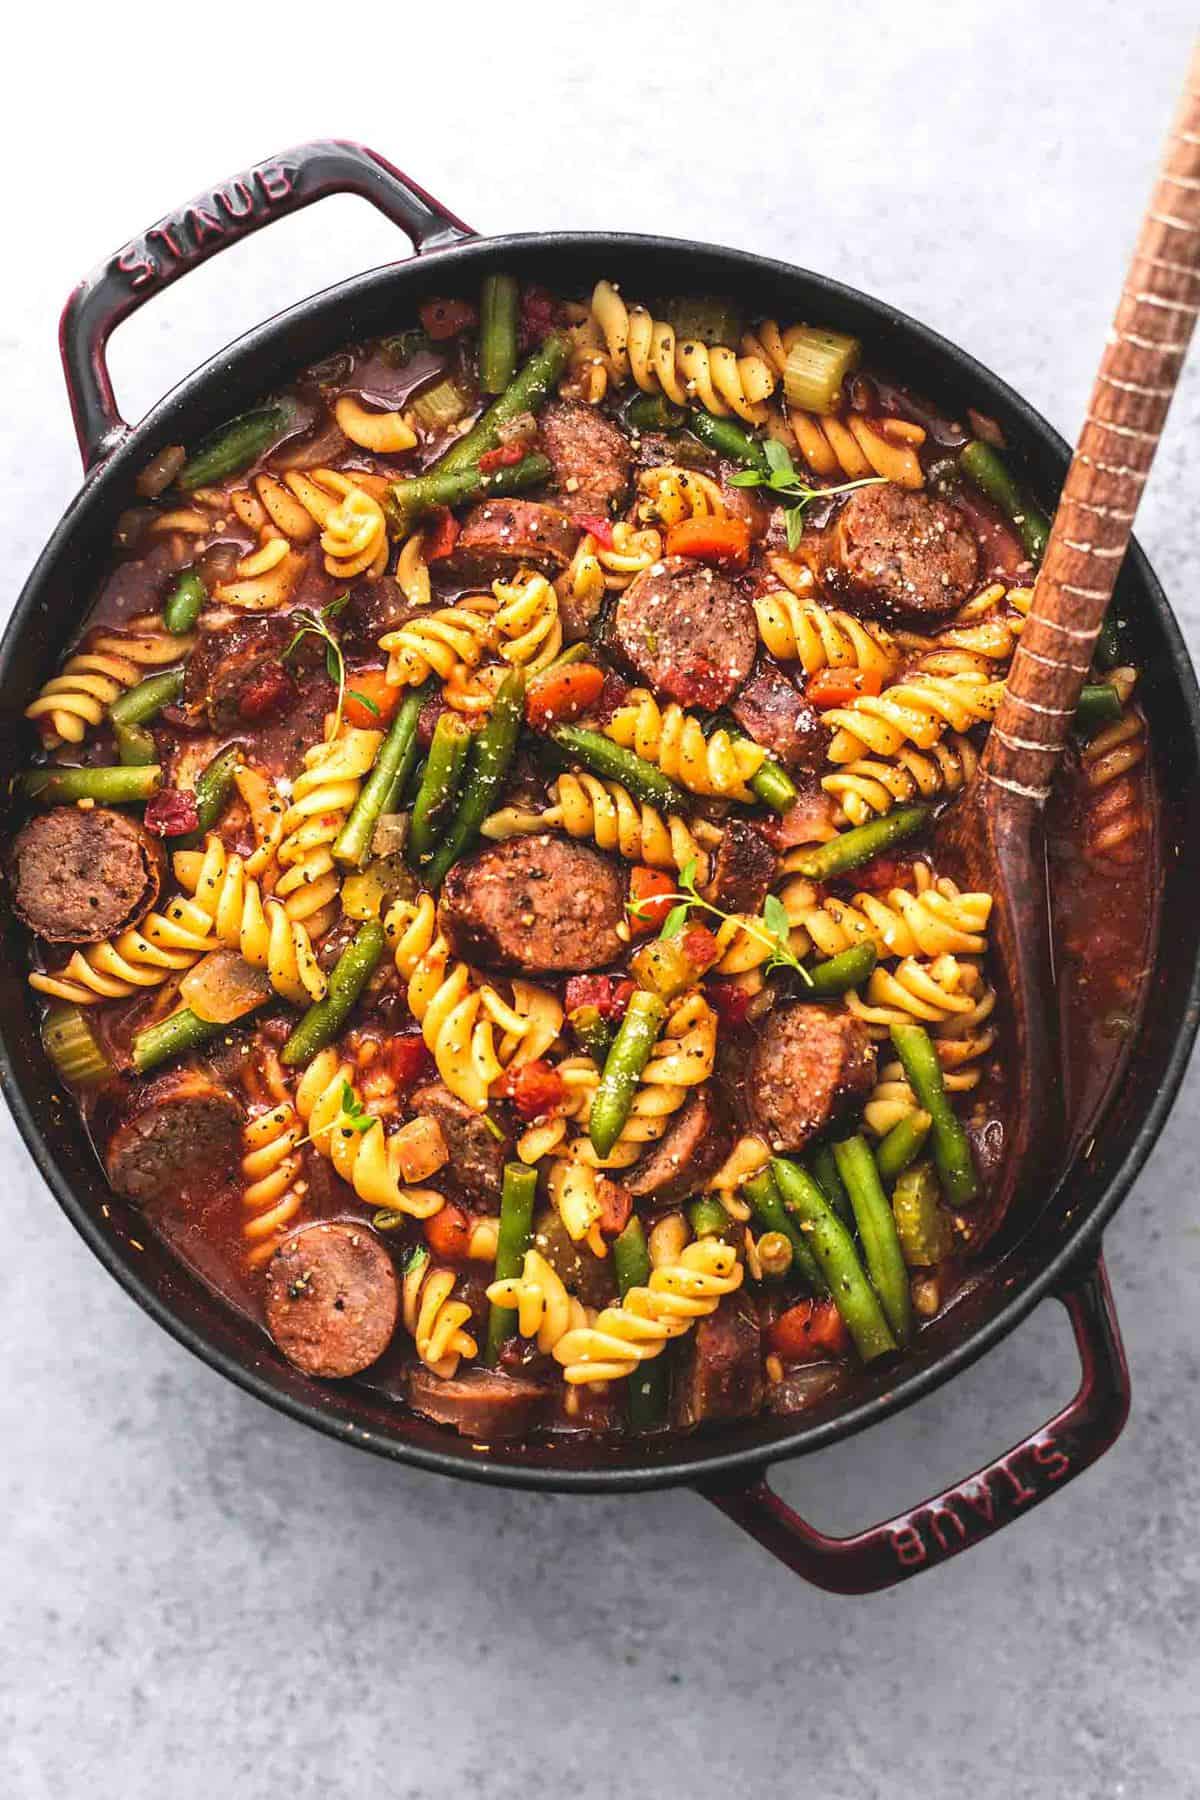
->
3, 141, 1198, 1592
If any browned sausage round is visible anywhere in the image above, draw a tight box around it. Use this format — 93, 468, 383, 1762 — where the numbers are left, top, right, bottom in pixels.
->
729, 655, 825, 772
703, 820, 778, 917
823, 484, 979, 623
448, 499, 580, 584
747, 1002, 876, 1153
626, 1085, 730, 1204
410, 1082, 510, 1200
264, 1221, 399, 1379
611, 556, 757, 709
539, 400, 632, 521
406, 1365, 552, 1439
438, 834, 626, 975
10, 806, 162, 945
105, 1070, 244, 1205
184, 616, 296, 731
673, 1290, 764, 1428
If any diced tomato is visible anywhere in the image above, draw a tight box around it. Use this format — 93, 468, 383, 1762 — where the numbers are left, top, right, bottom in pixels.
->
664, 516, 752, 568
525, 662, 605, 731
344, 668, 400, 730
385, 1033, 436, 1090
577, 514, 614, 550
478, 442, 526, 474
419, 297, 477, 340
776, 790, 838, 849
564, 975, 634, 1022
519, 284, 560, 348
769, 1298, 851, 1363
850, 853, 918, 895
143, 787, 199, 838
681, 925, 720, 973
805, 667, 884, 709
628, 866, 678, 935
422, 507, 460, 561
424, 1200, 471, 1262
498, 1058, 567, 1122
238, 664, 295, 721
596, 1177, 633, 1239
704, 979, 752, 1030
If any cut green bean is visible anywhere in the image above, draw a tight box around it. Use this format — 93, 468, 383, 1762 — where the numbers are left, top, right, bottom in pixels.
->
687, 1196, 730, 1239
589, 990, 667, 1159
806, 941, 878, 997
280, 920, 386, 1068
479, 274, 520, 394
1094, 610, 1124, 671
163, 570, 207, 635
809, 1143, 853, 1225
132, 1004, 258, 1075
832, 1135, 913, 1345
770, 1157, 897, 1362
422, 667, 526, 889
688, 409, 769, 472
1075, 682, 1124, 737
784, 806, 928, 882
333, 685, 427, 869
434, 333, 571, 475
409, 712, 471, 866
959, 440, 1051, 565
875, 1109, 933, 1184
890, 1022, 979, 1209
108, 669, 184, 731
485, 1162, 538, 1364
549, 724, 687, 812
626, 393, 686, 433
176, 403, 293, 491
114, 723, 157, 767
174, 742, 244, 847
892, 1161, 956, 1265
20, 764, 162, 806
743, 1171, 824, 1294
387, 452, 553, 533
612, 1217, 669, 1427
568, 1002, 615, 1065
746, 751, 798, 815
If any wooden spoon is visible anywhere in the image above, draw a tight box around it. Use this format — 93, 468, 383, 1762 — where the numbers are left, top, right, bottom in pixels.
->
937, 42, 1200, 1238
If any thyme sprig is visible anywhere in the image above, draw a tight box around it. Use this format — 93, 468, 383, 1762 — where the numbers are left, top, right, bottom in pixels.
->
729, 439, 885, 551
283, 593, 380, 736
629, 857, 813, 987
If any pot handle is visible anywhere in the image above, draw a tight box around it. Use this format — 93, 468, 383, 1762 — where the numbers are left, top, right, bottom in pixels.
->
699, 1248, 1129, 1593
59, 138, 474, 471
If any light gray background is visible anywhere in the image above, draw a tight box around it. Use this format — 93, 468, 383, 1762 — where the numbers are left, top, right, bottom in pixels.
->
2, 6, 1197, 1796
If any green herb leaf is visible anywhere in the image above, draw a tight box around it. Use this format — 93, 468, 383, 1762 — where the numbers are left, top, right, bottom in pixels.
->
323, 592, 351, 621
763, 893, 792, 941
678, 857, 699, 895
764, 438, 795, 481
348, 687, 381, 718
659, 903, 690, 940
785, 505, 806, 553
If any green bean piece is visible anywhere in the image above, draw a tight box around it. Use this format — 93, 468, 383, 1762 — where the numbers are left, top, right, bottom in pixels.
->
108, 669, 184, 731
114, 723, 157, 767
687, 1196, 730, 1239
479, 274, 520, 394
612, 1217, 669, 1427
434, 333, 571, 475
280, 920, 387, 1068
133, 1004, 258, 1075
403, 753, 428, 808
889, 1023, 979, 1210
409, 712, 471, 866
892, 1161, 956, 1266
163, 570, 207, 636
568, 1003, 615, 1065
333, 684, 427, 869
742, 1171, 824, 1294
806, 941, 878, 997
959, 440, 1051, 565
626, 393, 686, 433
387, 452, 553, 534
809, 1143, 853, 1225
485, 1162, 538, 1364
175, 742, 244, 847
831, 1135, 913, 1344
784, 806, 928, 882
176, 403, 293, 491
1075, 682, 1125, 737
589, 990, 667, 1159
746, 752, 798, 815
688, 409, 769, 472
875, 1109, 933, 1184
769, 1157, 897, 1362
1094, 610, 1124, 671
422, 668, 526, 889
19, 764, 162, 806
549, 724, 687, 812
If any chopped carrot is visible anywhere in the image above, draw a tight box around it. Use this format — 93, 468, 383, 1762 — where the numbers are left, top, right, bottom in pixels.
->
596, 1177, 633, 1238
419, 298, 477, 340
769, 1298, 851, 1362
424, 1200, 472, 1261
344, 668, 401, 729
525, 661, 605, 730
422, 507, 460, 561
628, 865, 678, 935
805, 667, 884, 709
664, 516, 752, 567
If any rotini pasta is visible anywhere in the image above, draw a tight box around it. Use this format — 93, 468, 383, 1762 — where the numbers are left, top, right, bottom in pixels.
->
715, 866, 992, 973
587, 280, 777, 423
491, 571, 562, 674
333, 394, 418, 456
294, 1048, 445, 1220
213, 532, 307, 610
25, 616, 192, 747
636, 464, 728, 527
785, 408, 926, 488
752, 589, 898, 678
573, 990, 718, 1172
481, 773, 720, 878
603, 689, 765, 801
29, 895, 215, 1004
275, 722, 383, 938
845, 953, 986, 1033
241, 1103, 307, 1267
895, 583, 1033, 677
821, 733, 979, 826
379, 594, 497, 687
551, 1238, 743, 1385
863, 975, 997, 1135
823, 673, 1006, 764
402, 1247, 477, 1379
173, 837, 326, 1004
486, 1248, 589, 1356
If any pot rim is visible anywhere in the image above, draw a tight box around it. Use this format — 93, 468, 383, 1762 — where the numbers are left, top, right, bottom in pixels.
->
3, 228, 1198, 1494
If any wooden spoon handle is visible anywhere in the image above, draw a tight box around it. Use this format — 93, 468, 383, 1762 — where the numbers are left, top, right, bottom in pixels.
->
982, 40, 1200, 802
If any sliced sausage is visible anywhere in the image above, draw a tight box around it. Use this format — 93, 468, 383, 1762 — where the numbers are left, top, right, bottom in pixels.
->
704, 819, 777, 916
747, 1002, 876, 1153
184, 616, 296, 732
410, 1082, 510, 1201
673, 1291, 763, 1428
105, 1070, 243, 1205
11, 806, 161, 944
406, 1366, 552, 1439
539, 400, 632, 520
729, 654, 825, 772
264, 1221, 399, 1379
823, 483, 979, 623
448, 500, 580, 583
611, 556, 757, 709
627, 1085, 731, 1205
438, 833, 625, 975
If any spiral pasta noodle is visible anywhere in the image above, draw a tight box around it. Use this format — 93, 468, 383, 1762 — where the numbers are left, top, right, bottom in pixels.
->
214, 531, 307, 610
573, 990, 718, 1172
823, 673, 1006, 764
845, 953, 985, 1033
395, 531, 432, 608
742, 324, 926, 485
487, 1248, 589, 1356
896, 584, 1033, 678
636, 465, 729, 527
864, 976, 997, 1135
25, 615, 191, 747
379, 595, 497, 687
294, 1048, 445, 1220
271, 469, 390, 581
481, 773, 720, 878
752, 590, 898, 679
274, 722, 383, 938
333, 394, 418, 456
173, 837, 326, 1004
552, 1238, 744, 1385
822, 733, 979, 826
402, 1248, 478, 1379
705, 1133, 770, 1223
604, 689, 765, 801
241, 1103, 307, 1267
1081, 706, 1148, 864
587, 280, 776, 423
515, 1055, 599, 1166
29, 895, 215, 1005
558, 523, 664, 620
491, 572, 562, 674
714, 867, 991, 974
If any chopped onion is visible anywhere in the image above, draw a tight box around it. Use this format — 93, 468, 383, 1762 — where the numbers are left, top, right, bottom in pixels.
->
41, 1004, 114, 1086
135, 444, 186, 499
371, 814, 410, 858
342, 848, 414, 920
783, 327, 862, 416
180, 950, 271, 1023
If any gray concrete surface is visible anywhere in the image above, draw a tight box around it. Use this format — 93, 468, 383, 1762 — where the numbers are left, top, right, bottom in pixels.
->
1, 5, 1197, 1795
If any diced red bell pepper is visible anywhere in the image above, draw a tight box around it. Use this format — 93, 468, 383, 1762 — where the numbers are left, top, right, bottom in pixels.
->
769, 1298, 851, 1363
385, 1033, 436, 1090
681, 925, 720, 974
577, 514, 614, 550
519, 284, 560, 348
477, 442, 526, 474
143, 788, 199, 838
498, 1058, 567, 1122
422, 507, 460, 561
596, 1178, 633, 1239
704, 979, 752, 1030
563, 975, 634, 1022
420, 298, 477, 340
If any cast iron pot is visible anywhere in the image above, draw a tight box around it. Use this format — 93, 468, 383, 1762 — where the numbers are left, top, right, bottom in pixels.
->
3, 141, 1198, 1593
